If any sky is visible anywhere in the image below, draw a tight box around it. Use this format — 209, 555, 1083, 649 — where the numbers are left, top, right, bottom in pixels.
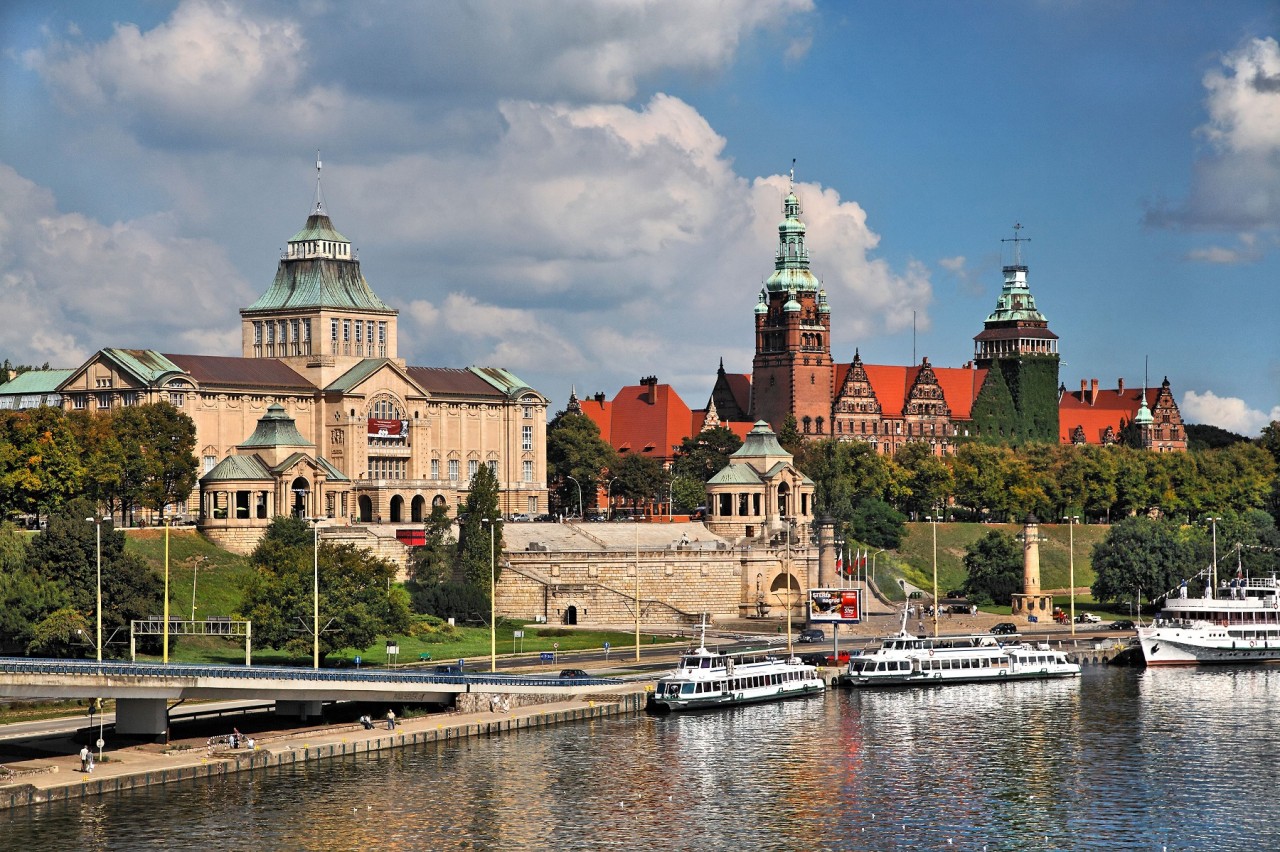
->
2, 1, 1278, 436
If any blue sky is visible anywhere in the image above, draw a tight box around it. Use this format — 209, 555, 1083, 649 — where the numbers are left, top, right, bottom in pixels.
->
2, 1, 1278, 434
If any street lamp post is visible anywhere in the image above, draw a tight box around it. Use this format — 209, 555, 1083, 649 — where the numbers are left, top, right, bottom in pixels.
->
482, 518, 497, 672
606, 477, 618, 519
566, 475, 583, 520
872, 549, 885, 599
784, 518, 795, 658
191, 555, 206, 623
634, 523, 641, 662
1064, 516, 1079, 636
85, 518, 102, 663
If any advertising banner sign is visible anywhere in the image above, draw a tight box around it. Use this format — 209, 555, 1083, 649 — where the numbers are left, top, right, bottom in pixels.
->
808, 588, 862, 623
368, 418, 408, 437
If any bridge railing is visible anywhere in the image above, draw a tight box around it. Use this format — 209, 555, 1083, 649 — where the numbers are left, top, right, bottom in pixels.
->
0, 657, 621, 689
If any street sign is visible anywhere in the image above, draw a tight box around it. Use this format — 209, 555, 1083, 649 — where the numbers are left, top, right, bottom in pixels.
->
513, 630, 524, 638
604, 640, 611, 660
457, 659, 465, 668
540, 652, 554, 663
96, 738, 105, 749
354, 655, 361, 666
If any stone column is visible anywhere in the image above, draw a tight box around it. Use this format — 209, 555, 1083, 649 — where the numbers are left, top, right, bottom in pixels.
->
817, 516, 836, 588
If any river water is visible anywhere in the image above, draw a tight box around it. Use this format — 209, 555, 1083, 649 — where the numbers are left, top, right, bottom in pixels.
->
3, 666, 1278, 851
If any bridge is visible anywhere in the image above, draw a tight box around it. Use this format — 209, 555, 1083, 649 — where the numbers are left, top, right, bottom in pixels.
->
0, 658, 624, 738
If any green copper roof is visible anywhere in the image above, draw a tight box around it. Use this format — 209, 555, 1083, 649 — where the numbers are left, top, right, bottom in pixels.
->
238, 403, 313, 449
984, 264, 1048, 325
288, 213, 348, 244
99, 349, 185, 384
708, 464, 765, 486
0, 369, 75, 394
469, 365, 541, 398
245, 213, 392, 314
731, 421, 793, 461
765, 190, 820, 294
202, 454, 272, 483
326, 359, 392, 394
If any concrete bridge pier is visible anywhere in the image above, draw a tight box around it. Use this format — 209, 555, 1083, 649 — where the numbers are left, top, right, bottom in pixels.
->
115, 698, 169, 739
276, 700, 325, 722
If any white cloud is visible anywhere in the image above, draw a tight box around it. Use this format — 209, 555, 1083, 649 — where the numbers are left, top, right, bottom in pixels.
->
1147, 37, 1280, 236
0, 164, 250, 366
1181, 389, 1280, 435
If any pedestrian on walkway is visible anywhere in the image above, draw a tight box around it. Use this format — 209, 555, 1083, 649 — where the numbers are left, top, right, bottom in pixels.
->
79, 745, 90, 772
385, 709, 396, 730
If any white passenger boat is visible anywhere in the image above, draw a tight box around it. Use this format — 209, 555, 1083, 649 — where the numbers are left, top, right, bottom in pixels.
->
1138, 570, 1280, 666
646, 626, 825, 714
834, 613, 1080, 687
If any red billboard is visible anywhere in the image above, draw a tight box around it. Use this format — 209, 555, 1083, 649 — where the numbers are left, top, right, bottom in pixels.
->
808, 588, 862, 623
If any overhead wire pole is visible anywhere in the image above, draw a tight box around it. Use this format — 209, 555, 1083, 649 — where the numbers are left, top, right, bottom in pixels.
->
163, 513, 171, 664
484, 518, 497, 672
634, 522, 641, 662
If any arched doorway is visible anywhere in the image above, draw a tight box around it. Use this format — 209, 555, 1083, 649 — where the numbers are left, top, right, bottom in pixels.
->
290, 477, 310, 518
770, 571, 800, 617
565, 605, 578, 626
389, 495, 404, 523
411, 495, 426, 522
358, 495, 373, 523
777, 481, 791, 519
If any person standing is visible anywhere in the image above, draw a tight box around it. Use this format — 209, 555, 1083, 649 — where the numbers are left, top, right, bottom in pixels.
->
385, 709, 396, 730
79, 745, 90, 773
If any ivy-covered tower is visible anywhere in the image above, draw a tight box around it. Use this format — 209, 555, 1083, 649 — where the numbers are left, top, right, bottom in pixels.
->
970, 228, 1060, 443
750, 176, 833, 436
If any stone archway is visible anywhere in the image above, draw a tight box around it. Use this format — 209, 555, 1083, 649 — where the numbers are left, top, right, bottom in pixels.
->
565, 605, 578, 626
411, 495, 427, 522
358, 495, 374, 523
289, 476, 310, 518
389, 495, 404, 523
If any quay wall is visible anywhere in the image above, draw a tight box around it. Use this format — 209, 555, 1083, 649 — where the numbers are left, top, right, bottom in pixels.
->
0, 691, 648, 811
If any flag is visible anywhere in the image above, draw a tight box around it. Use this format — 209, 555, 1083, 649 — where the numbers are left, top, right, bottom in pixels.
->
835, 549, 843, 579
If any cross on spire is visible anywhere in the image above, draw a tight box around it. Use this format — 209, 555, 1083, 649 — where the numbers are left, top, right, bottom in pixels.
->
313, 150, 327, 216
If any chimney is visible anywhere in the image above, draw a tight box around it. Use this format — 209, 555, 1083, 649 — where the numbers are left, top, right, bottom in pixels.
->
1090, 379, 1099, 405
1117, 378, 1124, 395
1080, 379, 1087, 399
641, 376, 658, 404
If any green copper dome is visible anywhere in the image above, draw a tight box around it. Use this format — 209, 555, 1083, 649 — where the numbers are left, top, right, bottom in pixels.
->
765, 189, 820, 294
754, 288, 768, 315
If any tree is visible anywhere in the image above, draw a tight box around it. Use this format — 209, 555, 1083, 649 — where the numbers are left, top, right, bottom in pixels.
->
0, 407, 85, 521
961, 530, 1023, 606
27, 607, 91, 658
1090, 516, 1194, 603
25, 497, 162, 656
240, 516, 410, 662
777, 414, 804, 455
457, 464, 504, 591
849, 498, 906, 550
672, 427, 742, 482
0, 520, 65, 653
545, 409, 617, 514
797, 439, 891, 526
887, 442, 953, 518
670, 475, 706, 513
613, 454, 665, 507
137, 403, 199, 515
407, 504, 458, 612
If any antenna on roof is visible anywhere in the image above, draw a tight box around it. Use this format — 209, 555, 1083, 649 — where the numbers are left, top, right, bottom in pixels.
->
313, 150, 326, 216
789, 158, 796, 188
1001, 223, 1029, 266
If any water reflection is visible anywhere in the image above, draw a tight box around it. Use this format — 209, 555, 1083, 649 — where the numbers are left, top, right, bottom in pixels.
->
6, 668, 1280, 850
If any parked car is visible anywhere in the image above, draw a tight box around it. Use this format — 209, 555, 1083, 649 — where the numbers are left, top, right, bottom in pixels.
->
1076, 612, 1102, 624
558, 669, 589, 679
797, 652, 828, 666
823, 650, 851, 666
797, 628, 826, 643
509, 513, 531, 522
434, 664, 465, 675
990, 622, 1019, 635
1109, 619, 1136, 630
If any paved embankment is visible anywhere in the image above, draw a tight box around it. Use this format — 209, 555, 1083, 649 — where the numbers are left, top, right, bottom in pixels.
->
0, 687, 649, 810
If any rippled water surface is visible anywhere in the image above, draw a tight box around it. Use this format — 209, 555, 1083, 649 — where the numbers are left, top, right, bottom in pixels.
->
5, 667, 1280, 850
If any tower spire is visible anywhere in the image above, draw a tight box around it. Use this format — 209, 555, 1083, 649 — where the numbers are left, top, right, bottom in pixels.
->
1001, 222, 1029, 267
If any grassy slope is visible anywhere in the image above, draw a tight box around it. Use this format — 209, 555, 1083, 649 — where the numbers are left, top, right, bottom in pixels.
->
123, 529, 670, 668
888, 521, 1109, 609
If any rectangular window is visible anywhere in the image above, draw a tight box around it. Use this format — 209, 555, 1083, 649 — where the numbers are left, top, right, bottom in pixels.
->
331, 319, 339, 342
528, 496, 538, 514
343, 320, 350, 342
468, 459, 478, 481
367, 321, 375, 347
96, 394, 111, 409
448, 459, 459, 481
265, 323, 274, 343
378, 322, 386, 344
253, 322, 263, 344
169, 392, 185, 407
488, 459, 498, 476
522, 460, 533, 482
355, 321, 363, 343
431, 459, 440, 479
203, 455, 217, 473
122, 392, 139, 406
522, 425, 533, 451
523, 405, 532, 419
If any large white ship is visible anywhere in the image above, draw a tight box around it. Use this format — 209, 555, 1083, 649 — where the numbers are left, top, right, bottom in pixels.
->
1138, 572, 1280, 665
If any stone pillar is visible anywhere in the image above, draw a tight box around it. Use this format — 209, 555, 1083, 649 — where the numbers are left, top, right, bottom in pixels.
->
1011, 513, 1054, 619
817, 517, 836, 588
276, 700, 325, 722
115, 698, 169, 739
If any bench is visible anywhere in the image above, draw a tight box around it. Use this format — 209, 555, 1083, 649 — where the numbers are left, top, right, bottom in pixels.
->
418, 652, 432, 661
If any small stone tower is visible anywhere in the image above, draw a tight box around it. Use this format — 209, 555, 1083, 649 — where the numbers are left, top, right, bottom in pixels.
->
1011, 513, 1054, 620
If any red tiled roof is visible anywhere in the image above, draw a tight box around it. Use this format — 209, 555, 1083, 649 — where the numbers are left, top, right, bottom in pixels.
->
578, 397, 612, 444
854, 363, 986, 419
1058, 386, 1154, 444
934, 366, 987, 420
585, 382, 695, 460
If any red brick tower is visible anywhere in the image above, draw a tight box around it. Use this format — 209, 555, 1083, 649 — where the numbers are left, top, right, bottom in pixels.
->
751, 177, 833, 436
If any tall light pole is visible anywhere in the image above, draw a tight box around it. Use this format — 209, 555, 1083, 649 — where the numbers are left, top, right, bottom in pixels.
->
191, 555, 206, 623
1207, 516, 1222, 592
872, 549, 885, 596
566, 475, 583, 519
928, 509, 939, 637
162, 513, 171, 664
784, 518, 795, 658
483, 518, 497, 672
85, 518, 102, 663
1064, 516, 1079, 636
634, 522, 641, 662
307, 517, 329, 669
606, 477, 618, 519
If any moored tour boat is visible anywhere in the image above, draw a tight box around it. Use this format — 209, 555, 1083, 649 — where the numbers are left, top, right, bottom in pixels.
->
834, 612, 1080, 688
646, 628, 825, 714
1138, 569, 1280, 666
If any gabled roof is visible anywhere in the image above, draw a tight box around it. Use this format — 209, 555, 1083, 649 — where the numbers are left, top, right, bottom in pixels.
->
600, 381, 694, 459
844, 362, 986, 419
202, 454, 273, 483
578, 396, 613, 444
326, 358, 409, 395
96, 349, 185, 384
165, 354, 314, 391
708, 464, 765, 486
404, 366, 509, 399
470, 366, 543, 400
1059, 386, 1157, 445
